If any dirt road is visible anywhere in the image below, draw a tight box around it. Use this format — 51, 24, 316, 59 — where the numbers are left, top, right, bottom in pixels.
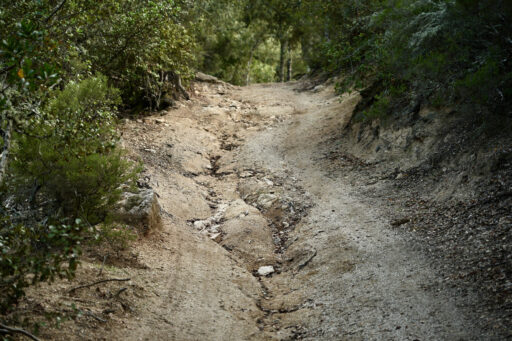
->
114, 80, 487, 340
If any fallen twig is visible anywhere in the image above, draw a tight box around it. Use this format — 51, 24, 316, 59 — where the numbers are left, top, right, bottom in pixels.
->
120, 302, 134, 313
84, 311, 107, 323
0, 323, 40, 341
113, 287, 127, 298
391, 217, 411, 227
68, 278, 130, 293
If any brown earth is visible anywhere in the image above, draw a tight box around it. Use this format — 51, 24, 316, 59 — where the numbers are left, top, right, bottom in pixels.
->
5, 78, 509, 340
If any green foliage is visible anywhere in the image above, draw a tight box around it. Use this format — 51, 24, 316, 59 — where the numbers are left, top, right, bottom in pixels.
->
0, 217, 85, 313
188, 0, 306, 85
0, 0, 188, 316
188, 1, 269, 84
1, 75, 140, 310
303, 0, 512, 120
11, 76, 139, 224
1, 0, 196, 111
250, 60, 278, 84
455, 57, 501, 105
12, 149, 140, 224
47, 76, 121, 119
62, 0, 196, 107
358, 93, 392, 122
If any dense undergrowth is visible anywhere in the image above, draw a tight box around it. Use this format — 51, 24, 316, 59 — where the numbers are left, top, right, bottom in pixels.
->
325, 1, 512, 123
1, 0, 511, 325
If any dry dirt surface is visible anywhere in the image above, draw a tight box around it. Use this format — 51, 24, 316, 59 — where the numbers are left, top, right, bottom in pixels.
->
112, 79, 496, 341
14, 79, 500, 340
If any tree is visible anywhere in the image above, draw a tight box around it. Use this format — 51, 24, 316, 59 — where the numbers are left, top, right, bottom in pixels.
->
245, 0, 302, 82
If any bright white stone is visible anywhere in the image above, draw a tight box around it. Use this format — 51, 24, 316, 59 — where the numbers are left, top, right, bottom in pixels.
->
257, 266, 275, 276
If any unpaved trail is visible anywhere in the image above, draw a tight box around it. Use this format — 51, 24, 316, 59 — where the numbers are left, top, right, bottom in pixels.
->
115, 80, 487, 340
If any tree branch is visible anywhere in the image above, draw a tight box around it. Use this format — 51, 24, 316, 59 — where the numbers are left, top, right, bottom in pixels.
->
45, 0, 67, 23
0, 121, 12, 184
68, 278, 131, 293
0, 323, 40, 341
0, 65, 15, 76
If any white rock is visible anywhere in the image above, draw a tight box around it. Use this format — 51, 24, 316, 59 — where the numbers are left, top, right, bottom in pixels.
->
257, 193, 278, 210
313, 85, 325, 93
210, 233, 222, 243
257, 266, 275, 276
239, 171, 254, 178
194, 220, 207, 230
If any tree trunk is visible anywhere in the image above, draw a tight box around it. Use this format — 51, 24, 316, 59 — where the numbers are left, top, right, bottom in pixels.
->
246, 41, 259, 86
246, 52, 254, 86
278, 38, 288, 83
286, 44, 292, 82
168, 71, 190, 101
0, 121, 12, 184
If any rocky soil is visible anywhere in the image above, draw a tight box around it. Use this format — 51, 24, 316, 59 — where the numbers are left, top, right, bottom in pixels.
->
5, 77, 510, 340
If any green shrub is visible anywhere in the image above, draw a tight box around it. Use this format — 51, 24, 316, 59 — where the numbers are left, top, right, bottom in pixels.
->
455, 57, 500, 106
358, 92, 392, 122
11, 75, 140, 224
0, 75, 140, 311
0, 217, 86, 313
13, 149, 140, 224
302, 0, 512, 122
62, 0, 196, 107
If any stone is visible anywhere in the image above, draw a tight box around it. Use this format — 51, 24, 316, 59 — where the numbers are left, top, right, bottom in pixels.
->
313, 85, 325, 93
257, 266, 275, 276
210, 233, 223, 243
257, 193, 278, 210
263, 178, 274, 186
196, 72, 221, 83
391, 217, 410, 227
194, 220, 208, 230
239, 170, 254, 178
114, 189, 162, 234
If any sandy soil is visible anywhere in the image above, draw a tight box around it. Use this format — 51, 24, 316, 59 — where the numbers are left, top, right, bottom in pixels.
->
9, 79, 496, 340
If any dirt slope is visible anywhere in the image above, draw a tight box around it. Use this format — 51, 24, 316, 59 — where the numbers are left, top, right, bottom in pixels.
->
15, 79, 500, 340
107, 79, 496, 340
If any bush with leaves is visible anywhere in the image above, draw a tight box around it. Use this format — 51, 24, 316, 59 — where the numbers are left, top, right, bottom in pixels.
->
296, 0, 512, 123
0, 217, 86, 313
64, 0, 196, 108
0, 75, 140, 312
11, 75, 140, 224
